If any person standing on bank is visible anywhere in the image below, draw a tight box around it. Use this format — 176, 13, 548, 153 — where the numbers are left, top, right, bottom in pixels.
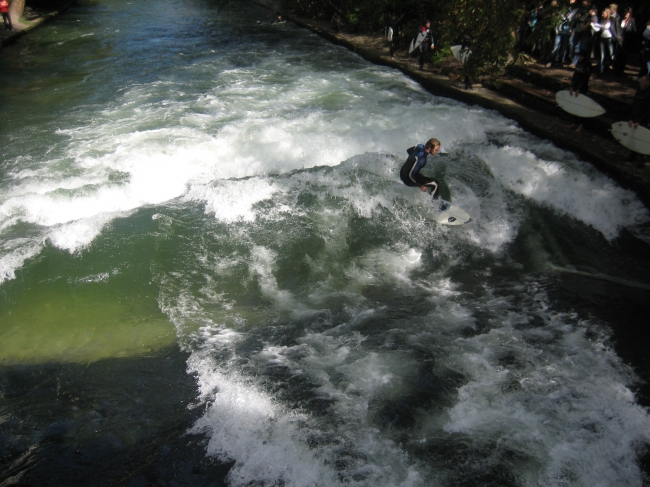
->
0, 0, 11, 31
595, 8, 614, 74
418, 20, 435, 70
387, 13, 400, 58
618, 8, 636, 76
568, 50, 592, 133
400, 138, 441, 198
627, 75, 650, 167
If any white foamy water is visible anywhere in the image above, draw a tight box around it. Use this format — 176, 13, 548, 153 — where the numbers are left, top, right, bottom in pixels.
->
2, 2, 650, 486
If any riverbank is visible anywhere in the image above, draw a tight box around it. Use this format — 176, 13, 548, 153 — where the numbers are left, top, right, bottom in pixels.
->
253, 0, 650, 209
0, 0, 76, 47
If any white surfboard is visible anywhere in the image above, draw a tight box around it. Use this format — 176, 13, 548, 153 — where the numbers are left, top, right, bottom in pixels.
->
450, 45, 471, 64
409, 31, 426, 54
433, 198, 471, 226
611, 121, 650, 155
556, 90, 606, 118
386, 26, 393, 42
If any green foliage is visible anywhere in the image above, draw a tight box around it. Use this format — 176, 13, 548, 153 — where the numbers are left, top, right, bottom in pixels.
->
525, 0, 571, 48
435, 0, 522, 81
281, 0, 569, 81
430, 43, 452, 65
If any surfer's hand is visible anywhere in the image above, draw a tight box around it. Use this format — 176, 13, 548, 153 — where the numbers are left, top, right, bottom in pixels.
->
420, 185, 428, 192
628, 120, 639, 129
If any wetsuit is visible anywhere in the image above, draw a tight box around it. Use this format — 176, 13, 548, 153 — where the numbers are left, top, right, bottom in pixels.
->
399, 144, 439, 197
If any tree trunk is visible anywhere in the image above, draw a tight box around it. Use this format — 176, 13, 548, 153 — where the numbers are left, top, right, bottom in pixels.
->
9, 0, 26, 22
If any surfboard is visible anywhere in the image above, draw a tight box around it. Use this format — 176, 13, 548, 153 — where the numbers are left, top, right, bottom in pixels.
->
450, 45, 471, 64
409, 31, 426, 54
555, 90, 606, 118
433, 198, 471, 226
386, 26, 393, 42
611, 121, 650, 155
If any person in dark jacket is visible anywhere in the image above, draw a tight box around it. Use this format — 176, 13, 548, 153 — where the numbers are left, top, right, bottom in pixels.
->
568, 51, 592, 132
627, 75, 650, 167
616, 7, 636, 75
417, 20, 435, 70
570, 0, 592, 66
386, 13, 401, 58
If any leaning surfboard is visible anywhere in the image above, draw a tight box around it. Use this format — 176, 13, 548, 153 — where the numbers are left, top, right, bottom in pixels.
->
450, 45, 471, 64
611, 121, 650, 155
433, 198, 471, 226
555, 90, 606, 118
409, 31, 426, 53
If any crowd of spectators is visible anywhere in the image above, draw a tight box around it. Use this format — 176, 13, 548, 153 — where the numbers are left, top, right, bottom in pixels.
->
519, 0, 650, 78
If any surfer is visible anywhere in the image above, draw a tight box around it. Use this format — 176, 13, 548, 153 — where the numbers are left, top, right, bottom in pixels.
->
399, 138, 441, 198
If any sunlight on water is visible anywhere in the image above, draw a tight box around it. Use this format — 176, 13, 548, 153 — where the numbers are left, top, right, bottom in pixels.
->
0, 287, 175, 364
0, 284, 176, 365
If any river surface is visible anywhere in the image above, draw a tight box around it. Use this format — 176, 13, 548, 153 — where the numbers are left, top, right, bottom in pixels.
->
2, 0, 650, 486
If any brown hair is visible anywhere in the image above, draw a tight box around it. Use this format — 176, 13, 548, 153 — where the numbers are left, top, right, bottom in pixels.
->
425, 138, 440, 150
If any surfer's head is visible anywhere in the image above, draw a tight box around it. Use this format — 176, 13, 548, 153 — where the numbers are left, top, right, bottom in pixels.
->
425, 138, 440, 155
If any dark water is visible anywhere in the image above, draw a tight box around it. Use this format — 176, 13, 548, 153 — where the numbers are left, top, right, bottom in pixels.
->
1, 0, 650, 486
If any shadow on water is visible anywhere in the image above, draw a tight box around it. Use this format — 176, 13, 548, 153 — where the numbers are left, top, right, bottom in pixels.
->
0, 346, 232, 486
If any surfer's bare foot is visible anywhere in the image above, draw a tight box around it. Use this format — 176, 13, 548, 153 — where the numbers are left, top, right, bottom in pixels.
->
574, 125, 583, 133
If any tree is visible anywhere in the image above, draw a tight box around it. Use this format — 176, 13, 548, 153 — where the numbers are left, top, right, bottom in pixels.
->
9, 0, 26, 23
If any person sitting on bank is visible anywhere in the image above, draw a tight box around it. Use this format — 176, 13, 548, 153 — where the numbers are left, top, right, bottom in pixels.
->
1, 0, 12, 31
399, 138, 441, 198
568, 50, 592, 133
627, 75, 650, 168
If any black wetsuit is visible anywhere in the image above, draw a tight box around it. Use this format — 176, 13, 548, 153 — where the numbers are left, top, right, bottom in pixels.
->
399, 144, 438, 196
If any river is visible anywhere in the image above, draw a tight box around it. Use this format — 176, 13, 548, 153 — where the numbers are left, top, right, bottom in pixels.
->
1, 0, 650, 485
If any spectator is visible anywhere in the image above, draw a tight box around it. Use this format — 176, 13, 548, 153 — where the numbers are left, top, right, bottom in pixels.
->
609, 4, 623, 69
548, 0, 575, 67
564, 0, 580, 64
568, 50, 592, 133
570, 0, 592, 67
586, 6, 600, 62
417, 20, 435, 70
331, 12, 343, 33
387, 13, 400, 58
627, 75, 650, 167
595, 8, 615, 74
641, 19, 650, 78
617, 7, 636, 75
0, 0, 11, 31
